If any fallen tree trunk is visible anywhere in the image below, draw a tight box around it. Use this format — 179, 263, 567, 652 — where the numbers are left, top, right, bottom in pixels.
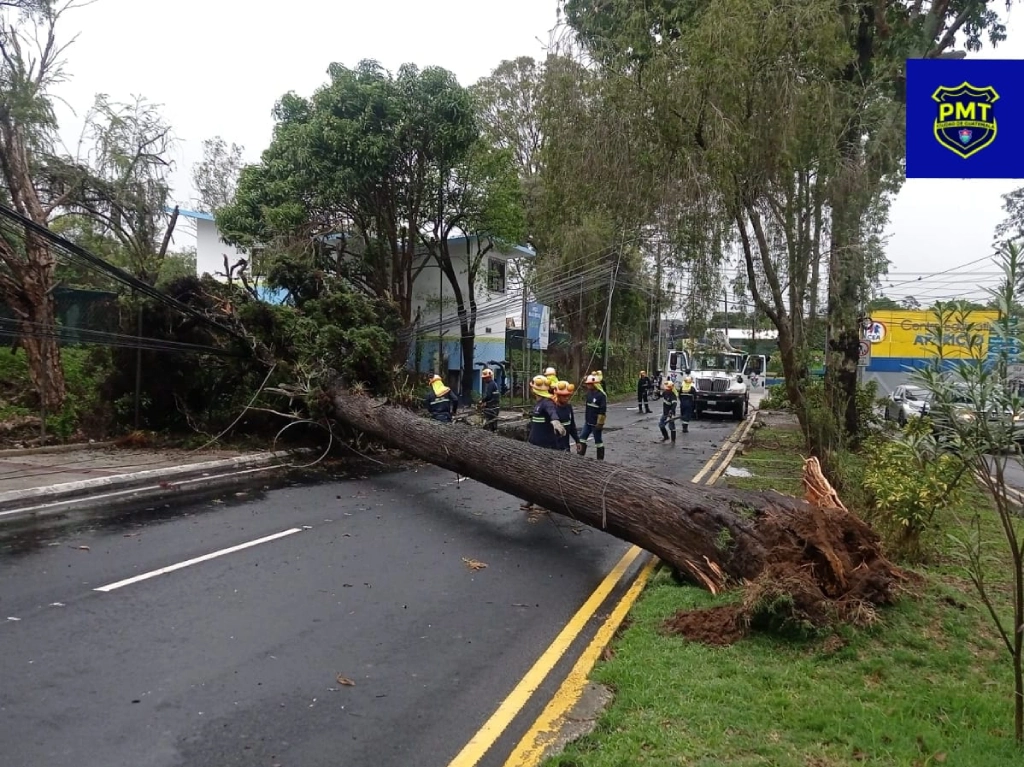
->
330, 392, 903, 608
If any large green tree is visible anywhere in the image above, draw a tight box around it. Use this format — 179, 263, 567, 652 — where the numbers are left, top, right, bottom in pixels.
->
419, 141, 524, 394
217, 60, 479, 334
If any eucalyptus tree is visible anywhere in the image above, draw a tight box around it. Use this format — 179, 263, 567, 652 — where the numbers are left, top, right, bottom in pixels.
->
0, 0, 78, 409
561, 0, 1015, 450
50, 94, 177, 284
192, 136, 244, 215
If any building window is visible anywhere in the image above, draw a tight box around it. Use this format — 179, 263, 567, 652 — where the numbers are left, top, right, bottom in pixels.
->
487, 258, 506, 293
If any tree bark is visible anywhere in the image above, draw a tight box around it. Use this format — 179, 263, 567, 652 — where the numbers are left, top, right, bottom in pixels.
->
0, 229, 66, 411
330, 390, 903, 603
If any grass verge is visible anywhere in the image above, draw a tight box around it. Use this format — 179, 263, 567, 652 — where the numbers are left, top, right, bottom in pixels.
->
544, 417, 1022, 766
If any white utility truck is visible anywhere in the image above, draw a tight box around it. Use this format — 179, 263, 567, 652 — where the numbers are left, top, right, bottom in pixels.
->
663, 335, 765, 420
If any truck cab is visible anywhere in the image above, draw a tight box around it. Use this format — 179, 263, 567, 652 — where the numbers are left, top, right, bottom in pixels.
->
664, 348, 766, 420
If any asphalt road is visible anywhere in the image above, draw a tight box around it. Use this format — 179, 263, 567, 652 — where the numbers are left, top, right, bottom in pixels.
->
0, 400, 743, 767
984, 454, 1024, 492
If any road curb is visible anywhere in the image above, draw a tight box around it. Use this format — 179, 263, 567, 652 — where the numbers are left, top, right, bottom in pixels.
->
0, 450, 302, 520
0, 441, 115, 457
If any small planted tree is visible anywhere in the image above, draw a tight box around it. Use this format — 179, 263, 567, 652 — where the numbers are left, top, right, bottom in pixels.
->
913, 242, 1024, 744
863, 416, 967, 562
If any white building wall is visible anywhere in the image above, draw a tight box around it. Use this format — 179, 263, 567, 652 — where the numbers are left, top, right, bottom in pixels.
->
410, 240, 527, 337
195, 218, 247, 280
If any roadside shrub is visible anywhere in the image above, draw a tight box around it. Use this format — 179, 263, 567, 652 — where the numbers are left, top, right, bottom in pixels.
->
862, 417, 967, 563
760, 383, 789, 410
0, 347, 111, 444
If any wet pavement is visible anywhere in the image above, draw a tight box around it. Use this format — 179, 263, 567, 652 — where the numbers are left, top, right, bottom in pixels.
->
0, 400, 751, 767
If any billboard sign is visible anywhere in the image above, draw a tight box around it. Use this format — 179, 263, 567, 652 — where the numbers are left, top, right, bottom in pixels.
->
526, 302, 550, 351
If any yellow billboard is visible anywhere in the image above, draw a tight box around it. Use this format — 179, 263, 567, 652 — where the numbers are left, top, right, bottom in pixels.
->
865, 310, 998, 360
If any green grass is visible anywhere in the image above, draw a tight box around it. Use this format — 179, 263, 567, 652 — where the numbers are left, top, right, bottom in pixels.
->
724, 422, 807, 497
544, 420, 1024, 767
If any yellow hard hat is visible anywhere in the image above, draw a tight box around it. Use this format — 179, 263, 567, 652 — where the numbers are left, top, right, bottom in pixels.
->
545, 367, 557, 376
552, 380, 571, 397
531, 375, 551, 398
584, 374, 598, 385
481, 368, 493, 379
640, 370, 647, 377
566, 383, 575, 394
664, 380, 674, 390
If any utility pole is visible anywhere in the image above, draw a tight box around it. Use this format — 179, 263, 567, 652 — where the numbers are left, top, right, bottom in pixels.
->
520, 266, 529, 403
578, 275, 584, 380
724, 288, 729, 337
654, 240, 663, 371
602, 258, 618, 372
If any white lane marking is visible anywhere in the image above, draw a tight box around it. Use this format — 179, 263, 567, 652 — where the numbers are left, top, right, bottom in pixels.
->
93, 528, 304, 592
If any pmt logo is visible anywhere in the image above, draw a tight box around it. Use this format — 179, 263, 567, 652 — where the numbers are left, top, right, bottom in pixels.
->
932, 82, 999, 159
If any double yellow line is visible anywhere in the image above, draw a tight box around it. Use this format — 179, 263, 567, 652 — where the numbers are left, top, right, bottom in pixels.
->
691, 411, 759, 486
447, 410, 759, 767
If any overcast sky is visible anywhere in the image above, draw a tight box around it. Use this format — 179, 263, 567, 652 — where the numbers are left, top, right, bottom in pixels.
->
49, 0, 1023, 300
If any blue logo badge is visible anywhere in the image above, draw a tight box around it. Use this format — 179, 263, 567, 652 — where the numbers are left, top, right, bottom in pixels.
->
933, 82, 999, 159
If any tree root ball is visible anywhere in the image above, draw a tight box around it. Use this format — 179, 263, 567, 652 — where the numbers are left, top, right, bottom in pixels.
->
663, 504, 908, 645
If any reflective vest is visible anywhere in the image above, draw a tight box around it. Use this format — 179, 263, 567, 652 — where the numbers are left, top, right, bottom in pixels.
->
680, 377, 694, 393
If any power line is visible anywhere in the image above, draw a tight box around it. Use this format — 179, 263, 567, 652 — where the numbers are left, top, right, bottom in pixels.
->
0, 204, 245, 343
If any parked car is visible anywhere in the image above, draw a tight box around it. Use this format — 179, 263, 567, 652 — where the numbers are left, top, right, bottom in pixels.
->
927, 385, 1024, 449
884, 385, 931, 426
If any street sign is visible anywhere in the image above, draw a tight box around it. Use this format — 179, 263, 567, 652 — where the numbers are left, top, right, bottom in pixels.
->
863, 321, 886, 344
858, 340, 871, 367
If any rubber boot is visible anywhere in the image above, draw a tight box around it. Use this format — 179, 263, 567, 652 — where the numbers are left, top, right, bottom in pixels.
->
682, 421, 689, 433
671, 430, 676, 444
578, 442, 588, 457
645, 404, 652, 413
596, 447, 605, 461
659, 426, 669, 441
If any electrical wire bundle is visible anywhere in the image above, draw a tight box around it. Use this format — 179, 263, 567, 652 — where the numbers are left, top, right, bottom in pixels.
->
0, 204, 246, 358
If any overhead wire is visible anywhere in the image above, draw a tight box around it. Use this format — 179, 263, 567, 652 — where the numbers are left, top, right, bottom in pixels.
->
0, 318, 246, 357
0, 205, 243, 338
411, 233, 651, 338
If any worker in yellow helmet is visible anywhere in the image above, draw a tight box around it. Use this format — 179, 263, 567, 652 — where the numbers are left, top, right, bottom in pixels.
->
544, 366, 558, 389
659, 379, 678, 444
637, 370, 652, 414
678, 368, 695, 433
589, 370, 606, 396
425, 374, 458, 422
551, 380, 579, 453
578, 374, 607, 459
479, 368, 500, 432
521, 374, 564, 513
